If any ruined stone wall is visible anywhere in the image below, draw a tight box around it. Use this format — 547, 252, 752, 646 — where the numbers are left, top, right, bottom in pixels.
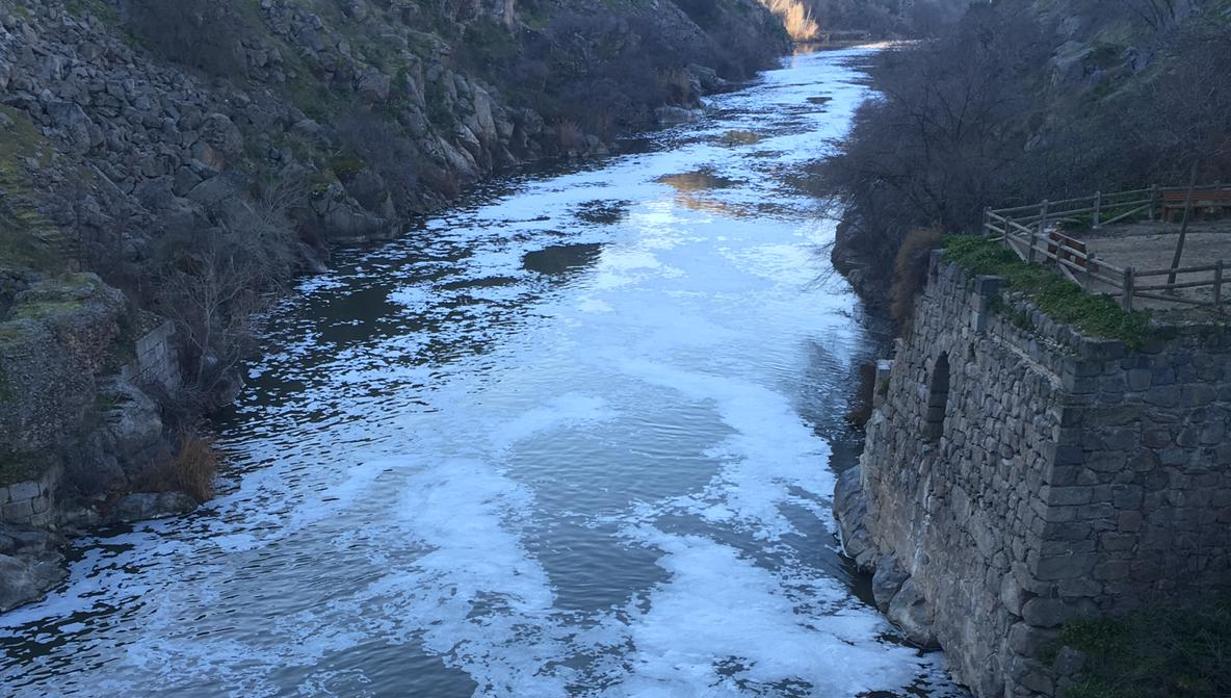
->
0, 465, 59, 527
839, 254, 1231, 698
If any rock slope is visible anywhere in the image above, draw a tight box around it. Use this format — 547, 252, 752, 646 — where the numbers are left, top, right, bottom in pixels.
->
0, 0, 789, 605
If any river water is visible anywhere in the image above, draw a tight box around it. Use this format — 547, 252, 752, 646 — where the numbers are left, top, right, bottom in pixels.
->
1, 48, 964, 697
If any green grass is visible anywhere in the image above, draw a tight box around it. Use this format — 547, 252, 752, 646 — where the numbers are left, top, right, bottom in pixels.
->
944, 235, 1155, 348
0, 106, 64, 272
1059, 600, 1231, 698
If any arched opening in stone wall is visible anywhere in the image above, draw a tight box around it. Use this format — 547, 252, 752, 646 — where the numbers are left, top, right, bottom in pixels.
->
923, 353, 950, 443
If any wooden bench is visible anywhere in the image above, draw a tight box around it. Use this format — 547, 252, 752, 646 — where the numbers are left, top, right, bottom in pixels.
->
1161, 188, 1231, 222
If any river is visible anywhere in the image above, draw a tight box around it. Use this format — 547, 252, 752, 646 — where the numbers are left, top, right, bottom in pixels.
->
1, 47, 965, 697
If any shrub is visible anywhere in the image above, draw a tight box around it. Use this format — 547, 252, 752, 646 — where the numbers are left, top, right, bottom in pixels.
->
335, 109, 421, 209
169, 432, 218, 502
761, 0, 820, 42
1058, 599, 1231, 698
890, 228, 942, 328
845, 359, 878, 428
138, 431, 218, 502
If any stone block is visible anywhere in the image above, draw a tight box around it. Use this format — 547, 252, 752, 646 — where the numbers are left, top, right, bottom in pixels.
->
1, 499, 34, 522
6, 481, 39, 501
1126, 369, 1152, 391
1008, 621, 1058, 656
1022, 597, 1075, 628
1045, 486, 1092, 506
1036, 553, 1096, 580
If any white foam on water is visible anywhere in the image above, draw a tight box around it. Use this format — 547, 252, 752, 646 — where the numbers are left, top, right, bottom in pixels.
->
0, 46, 969, 698
577, 296, 614, 313
490, 394, 615, 452
616, 359, 834, 539
606, 529, 934, 697
388, 285, 435, 310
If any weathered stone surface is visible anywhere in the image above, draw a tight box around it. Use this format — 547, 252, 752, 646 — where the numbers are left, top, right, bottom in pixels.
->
0, 525, 67, 611
886, 578, 938, 648
872, 555, 909, 612
839, 258, 1231, 698
106, 492, 198, 524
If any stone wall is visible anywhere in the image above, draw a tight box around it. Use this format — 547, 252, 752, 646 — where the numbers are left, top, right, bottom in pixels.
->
837, 253, 1231, 698
0, 464, 60, 527
121, 318, 180, 390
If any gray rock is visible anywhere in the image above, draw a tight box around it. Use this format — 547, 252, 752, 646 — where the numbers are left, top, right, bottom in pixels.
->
654, 106, 697, 125
0, 525, 67, 612
886, 579, 938, 648
107, 491, 197, 524
100, 380, 164, 477
872, 555, 909, 612
0, 552, 67, 612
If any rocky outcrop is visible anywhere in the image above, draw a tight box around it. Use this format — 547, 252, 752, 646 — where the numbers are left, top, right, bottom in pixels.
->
0, 523, 67, 612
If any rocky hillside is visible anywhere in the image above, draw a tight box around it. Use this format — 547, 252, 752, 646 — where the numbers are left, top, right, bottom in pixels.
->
0, 0, 788, 562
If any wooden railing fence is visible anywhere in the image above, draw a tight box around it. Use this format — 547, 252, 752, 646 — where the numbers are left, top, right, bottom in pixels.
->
981, 184, 1231, 312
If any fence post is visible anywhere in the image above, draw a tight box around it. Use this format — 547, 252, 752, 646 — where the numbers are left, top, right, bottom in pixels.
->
1029, 232, 1039, 264
1149, 184, 1158, 221
1122, 267, 1135, 312
1038, 199, 1049, 235
1216, 261, 1224, 307
1093, 191, 1102, 228
983, 208, 991, 237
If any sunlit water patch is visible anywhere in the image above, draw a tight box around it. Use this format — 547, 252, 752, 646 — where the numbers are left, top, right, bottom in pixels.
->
1, 48, 967, 698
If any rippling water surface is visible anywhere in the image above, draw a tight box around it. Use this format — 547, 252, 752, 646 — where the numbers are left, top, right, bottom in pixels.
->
1, 48, 966, 697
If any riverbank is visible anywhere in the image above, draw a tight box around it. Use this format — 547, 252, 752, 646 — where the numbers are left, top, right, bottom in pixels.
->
0, 0, 791, 609
1, 47, 970, 697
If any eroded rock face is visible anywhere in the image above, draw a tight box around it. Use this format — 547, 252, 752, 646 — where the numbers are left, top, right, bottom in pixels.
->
107, 492, 198, 525
0, 525, 67, 612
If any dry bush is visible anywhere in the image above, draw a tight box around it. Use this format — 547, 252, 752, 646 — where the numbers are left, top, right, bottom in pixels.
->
761, 0, 820, 42
557, 120, 585, 152
138, 431, 219, 502
656, 67, 694, 106
846, 359, 878, 428
890, 228, 942, 328
170, 432, 219, 502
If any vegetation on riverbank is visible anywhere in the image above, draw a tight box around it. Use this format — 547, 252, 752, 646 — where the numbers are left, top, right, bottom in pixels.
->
1058, 599, 1231, 697
820, 0, 1231, 312
943, 236, 1155, 348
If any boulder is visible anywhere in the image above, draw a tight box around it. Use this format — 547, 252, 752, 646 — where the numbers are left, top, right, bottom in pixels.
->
834, 466, 877, 569
887, 578, 939, 648
356, 69, 391, 103
872, 555, 909, 612
100, 380, 165, 478
655, 106, 697, 125
0, 525, 67, 612
107, 491, 197, 524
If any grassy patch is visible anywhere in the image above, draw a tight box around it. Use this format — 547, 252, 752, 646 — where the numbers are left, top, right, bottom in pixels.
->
0, 106, 63, 272
1060, 600, 1231, 698
943, 235, 1154, 348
